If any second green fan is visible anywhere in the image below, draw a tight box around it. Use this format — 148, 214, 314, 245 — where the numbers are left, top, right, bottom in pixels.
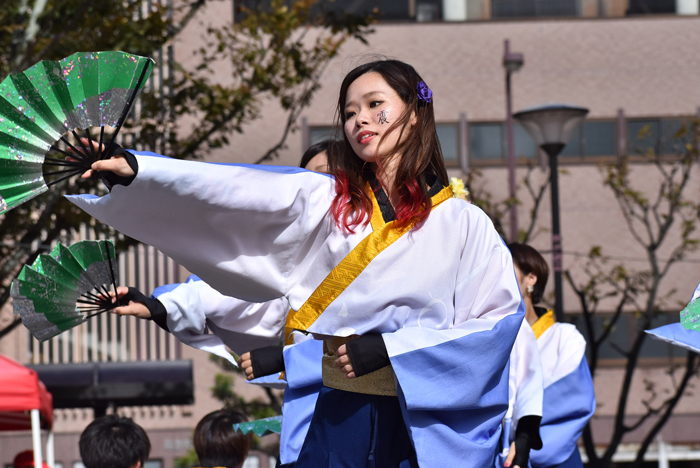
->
11, 239, 120, 342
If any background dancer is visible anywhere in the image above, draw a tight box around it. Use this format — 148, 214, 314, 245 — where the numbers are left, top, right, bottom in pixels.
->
508, 243, 596, 468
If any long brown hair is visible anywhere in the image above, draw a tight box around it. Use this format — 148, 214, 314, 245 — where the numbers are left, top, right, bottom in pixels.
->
328, 59, 449, 232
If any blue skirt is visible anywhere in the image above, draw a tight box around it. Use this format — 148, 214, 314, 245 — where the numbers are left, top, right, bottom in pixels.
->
532, 448, 583, 468
294, 386, 419, 468
553, 448, 583, 468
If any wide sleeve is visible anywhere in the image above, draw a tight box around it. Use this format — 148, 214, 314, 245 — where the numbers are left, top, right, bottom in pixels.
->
279, 336, 324, 465
66, 152, 336, 302
511, 321, 544, 429
153, 279, 289, 365
284, 333, 324, 390
382, 207, 525, 467
530, 325, 596, 467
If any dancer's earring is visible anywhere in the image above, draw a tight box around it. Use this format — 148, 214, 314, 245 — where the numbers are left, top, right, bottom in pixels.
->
526, 285, 534, 296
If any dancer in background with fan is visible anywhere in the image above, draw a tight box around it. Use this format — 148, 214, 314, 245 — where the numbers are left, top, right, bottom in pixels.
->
68, 59, 524, 467
107, 141, 337, 468
508, 243, 596, 468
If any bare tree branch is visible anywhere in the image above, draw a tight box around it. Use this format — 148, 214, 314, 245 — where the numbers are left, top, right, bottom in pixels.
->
632, 353, 700, 467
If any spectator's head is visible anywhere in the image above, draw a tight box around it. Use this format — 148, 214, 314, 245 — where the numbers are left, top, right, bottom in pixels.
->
79, 415, 151, 468
193, 409, 252, 468
508, 243, 549, 305
300, 139, 340, 173
13, 450, 49, 468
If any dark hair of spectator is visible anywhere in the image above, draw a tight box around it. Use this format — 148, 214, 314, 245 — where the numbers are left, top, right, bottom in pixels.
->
508, 243, 549, 305
193, 409, 252, 468
300, 140, 329, 168
300, 139, 342, 169
79, 415, 150, 468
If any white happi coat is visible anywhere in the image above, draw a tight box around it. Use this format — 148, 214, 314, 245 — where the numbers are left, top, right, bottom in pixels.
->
530, 312, 596, 467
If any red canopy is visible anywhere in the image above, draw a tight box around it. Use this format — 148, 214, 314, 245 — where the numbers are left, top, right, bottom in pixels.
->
0, 354, 53, 431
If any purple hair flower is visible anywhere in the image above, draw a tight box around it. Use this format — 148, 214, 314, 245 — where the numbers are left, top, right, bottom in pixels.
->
417, 81, 432, 104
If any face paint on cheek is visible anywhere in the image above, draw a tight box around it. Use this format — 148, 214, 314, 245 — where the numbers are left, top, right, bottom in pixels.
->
377, 109, 390, 125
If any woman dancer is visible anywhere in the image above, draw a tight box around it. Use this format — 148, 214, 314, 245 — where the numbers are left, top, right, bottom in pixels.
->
508, 243, 596, 468
70, 59, 524, 467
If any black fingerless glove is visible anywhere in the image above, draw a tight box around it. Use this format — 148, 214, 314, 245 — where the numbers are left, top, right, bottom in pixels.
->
344, 334, 390, 377
98, 144, 139, 190
249, 346, 285, 378
512, 415, 542, 468
121, 287, 169, 331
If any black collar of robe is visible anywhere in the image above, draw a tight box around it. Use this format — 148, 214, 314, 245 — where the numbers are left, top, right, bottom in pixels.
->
364, 170, 445, 224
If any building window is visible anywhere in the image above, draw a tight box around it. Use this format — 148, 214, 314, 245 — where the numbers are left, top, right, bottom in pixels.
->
627, 0, 676, 14
436, 123, 459, 164
583, 121, 617, 156
469, 122, 537, 162
309, 126, 336, 146
561, 121, 617, 158
470, 120, 617, 163
469, 123, 504, 161
627, 118, 687, 156
236, 0, 414, 23
491, 0, 578, 18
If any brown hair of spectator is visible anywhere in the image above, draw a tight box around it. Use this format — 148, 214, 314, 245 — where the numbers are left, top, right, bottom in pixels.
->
508, 243, 549, 305
193, 409, 252, 468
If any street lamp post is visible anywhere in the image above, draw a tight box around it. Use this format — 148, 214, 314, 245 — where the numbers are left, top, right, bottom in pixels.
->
503, 40, 524, 243
513, 104, 589, 322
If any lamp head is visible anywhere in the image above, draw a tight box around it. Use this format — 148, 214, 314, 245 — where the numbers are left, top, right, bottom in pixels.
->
513, 103, 589, 147
503, 52, 524, 73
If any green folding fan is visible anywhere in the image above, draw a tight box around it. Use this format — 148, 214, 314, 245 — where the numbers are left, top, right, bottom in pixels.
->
232, 415, 283, 437
11, 239, 120, 342
0, 51, 155, 214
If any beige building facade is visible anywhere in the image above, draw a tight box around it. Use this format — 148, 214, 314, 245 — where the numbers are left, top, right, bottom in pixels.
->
2, 1, 700, 467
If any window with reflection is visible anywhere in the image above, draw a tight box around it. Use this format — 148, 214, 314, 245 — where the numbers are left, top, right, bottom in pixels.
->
436, 123, 459, 165
469, 120, 618, 162
309, 126, 336, 146
627, 118, 688, 156
627, 0, 676, 14
469, 123, 503, 161
491, 0, 577, 18
584, 121, 617, 156
561, 121, 617, 158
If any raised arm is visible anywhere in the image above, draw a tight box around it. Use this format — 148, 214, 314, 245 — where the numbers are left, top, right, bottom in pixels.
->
67, 151, 336, 302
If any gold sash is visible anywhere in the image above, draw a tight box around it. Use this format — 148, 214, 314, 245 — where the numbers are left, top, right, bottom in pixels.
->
532, 309, 556, 339
284, 185, 453, 344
